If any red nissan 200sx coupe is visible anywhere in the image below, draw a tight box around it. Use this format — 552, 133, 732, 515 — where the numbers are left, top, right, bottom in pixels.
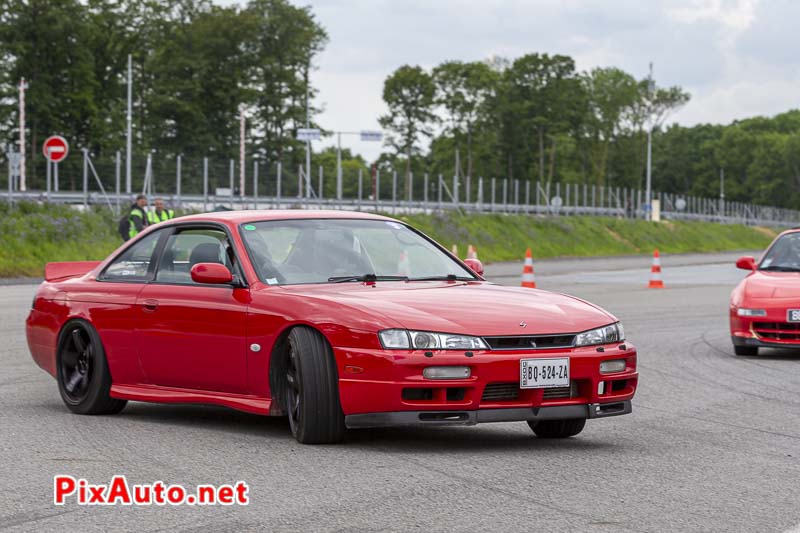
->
731, 228, 800, 356
26, 211, 637, 444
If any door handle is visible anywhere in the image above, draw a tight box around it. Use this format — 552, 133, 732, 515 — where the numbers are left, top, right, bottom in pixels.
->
142, 299, 159, 312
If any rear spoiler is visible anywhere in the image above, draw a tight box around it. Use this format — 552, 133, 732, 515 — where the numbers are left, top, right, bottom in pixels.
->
44, 261, 102, 282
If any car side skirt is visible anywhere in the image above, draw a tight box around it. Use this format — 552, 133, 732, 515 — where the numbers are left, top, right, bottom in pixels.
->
344, 400, 632, 429
110, 384, 273, 415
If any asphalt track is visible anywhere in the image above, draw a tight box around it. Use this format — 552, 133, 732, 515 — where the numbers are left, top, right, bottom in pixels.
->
1, 251, 799, 532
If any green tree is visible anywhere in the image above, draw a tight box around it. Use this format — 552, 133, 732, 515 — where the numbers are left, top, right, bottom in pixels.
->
432, 61, 497, 180
244, 0, 327, 169
0, 0, 99, 188
501, 53, 586, 185
583, 67, 639, 185
144, 4, 253, 158
379, 65, 437, 198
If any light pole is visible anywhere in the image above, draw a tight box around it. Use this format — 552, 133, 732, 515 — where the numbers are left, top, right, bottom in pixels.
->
126, 54, 132, 194
18, 78, 27, 192
645, 62, 654, 221
720, 167, 725, 221
305, 80, 311, 198
337, 132, 342, 200
239, 104, 246, 200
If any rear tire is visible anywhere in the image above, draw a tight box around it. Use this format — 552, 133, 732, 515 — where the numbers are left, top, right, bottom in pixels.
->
528, 418, 586, 438
56, 320, 127, 415
733, 345, 758, 356
285, 327, 345, 444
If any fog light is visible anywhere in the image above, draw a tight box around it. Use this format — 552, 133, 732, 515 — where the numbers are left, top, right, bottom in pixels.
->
423, 366, 470, 380
600, 359, 626, 374
737, 308, 766, 317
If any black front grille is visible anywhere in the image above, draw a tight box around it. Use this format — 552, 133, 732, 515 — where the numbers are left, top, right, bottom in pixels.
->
543, 382, 577, 399
753, 322, 800, 341
482, 381, 578, 402
482, 382, 519, 401
483, 335, 576, 351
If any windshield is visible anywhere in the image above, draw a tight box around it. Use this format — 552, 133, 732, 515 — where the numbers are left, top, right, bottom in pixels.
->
239, 218, 477, 285
760, 232, 800, 272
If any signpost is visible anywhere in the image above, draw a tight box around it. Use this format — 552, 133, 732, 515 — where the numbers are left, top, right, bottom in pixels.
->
43, 136, 69, 197
296, 128, 321, 142
359, 130, 382, 142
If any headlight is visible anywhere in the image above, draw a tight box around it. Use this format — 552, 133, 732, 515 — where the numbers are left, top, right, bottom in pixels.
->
737, 308, 766, 317
378, 329, 488, 350
575, 323, 625, 347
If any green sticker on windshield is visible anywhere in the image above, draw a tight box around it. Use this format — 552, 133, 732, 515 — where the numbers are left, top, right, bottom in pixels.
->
243, 224, 256, 230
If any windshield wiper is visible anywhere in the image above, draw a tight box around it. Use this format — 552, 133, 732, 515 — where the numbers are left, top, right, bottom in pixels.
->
759, 265, 800, 272
327, 274, 409, 283
407, 274, 474, 281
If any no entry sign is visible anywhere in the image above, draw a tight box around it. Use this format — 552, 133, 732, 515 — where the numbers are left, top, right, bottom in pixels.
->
43, 136, 69, 163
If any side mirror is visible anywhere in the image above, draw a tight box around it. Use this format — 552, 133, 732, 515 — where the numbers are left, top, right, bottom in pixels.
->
464, 258, 484, 277
736, 256, 756, 271
191, 263, 233, 284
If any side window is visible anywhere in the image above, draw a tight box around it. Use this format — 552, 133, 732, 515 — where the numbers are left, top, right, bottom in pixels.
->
155, 228, 234, 284
101, 231, 162, 282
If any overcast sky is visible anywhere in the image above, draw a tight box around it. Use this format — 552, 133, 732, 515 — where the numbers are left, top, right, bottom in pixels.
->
286, 0, 797, 160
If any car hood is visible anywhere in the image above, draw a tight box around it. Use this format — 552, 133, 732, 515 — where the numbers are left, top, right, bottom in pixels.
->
275, 281, 615, 336
744, 271, 800, 299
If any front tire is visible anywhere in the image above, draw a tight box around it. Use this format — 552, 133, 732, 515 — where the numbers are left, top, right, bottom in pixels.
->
285, 327, 345, 444
56, 320, 127, 415
733, 345, 758, 356
528, 418, 586, 438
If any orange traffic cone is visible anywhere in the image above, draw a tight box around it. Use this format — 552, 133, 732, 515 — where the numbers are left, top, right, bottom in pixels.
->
451, 244, 459, 257
647, 249, 664, 288
467, 244, 478, 259
521, 248, 536, 288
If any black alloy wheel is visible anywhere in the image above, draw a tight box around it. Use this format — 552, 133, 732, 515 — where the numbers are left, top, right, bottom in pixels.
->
56, 320, 127, 415
283, 327, 346, 444
285, 341, 302, 437
59, 326, 95, 404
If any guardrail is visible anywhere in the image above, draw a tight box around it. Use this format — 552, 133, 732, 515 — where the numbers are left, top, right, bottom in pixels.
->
3, 187, 799, 228
5, 153, 800, 227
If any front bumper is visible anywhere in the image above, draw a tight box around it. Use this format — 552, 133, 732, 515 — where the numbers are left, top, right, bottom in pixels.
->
730, 305, 800, 347
333, 342, 638, 423
346, 400, 632, 428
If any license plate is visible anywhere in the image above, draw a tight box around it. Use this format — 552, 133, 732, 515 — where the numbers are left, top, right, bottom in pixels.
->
788, 310, 800, 322
520, 358, 569, 389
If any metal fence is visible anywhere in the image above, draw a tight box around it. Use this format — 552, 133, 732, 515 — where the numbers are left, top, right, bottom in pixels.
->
5, 152, 800, 227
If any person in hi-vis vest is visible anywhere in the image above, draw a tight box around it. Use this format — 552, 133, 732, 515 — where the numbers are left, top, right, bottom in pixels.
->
122, 194, 149, 241
147, 197, 175, 224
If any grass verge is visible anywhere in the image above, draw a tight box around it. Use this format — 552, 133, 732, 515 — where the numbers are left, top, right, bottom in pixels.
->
398, 212, 778, 263
0, 203, 121, 278
0, 203, 779, 277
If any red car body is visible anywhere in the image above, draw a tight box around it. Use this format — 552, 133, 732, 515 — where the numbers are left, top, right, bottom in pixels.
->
731, 228, 800, 355
26, 210, 637, 438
